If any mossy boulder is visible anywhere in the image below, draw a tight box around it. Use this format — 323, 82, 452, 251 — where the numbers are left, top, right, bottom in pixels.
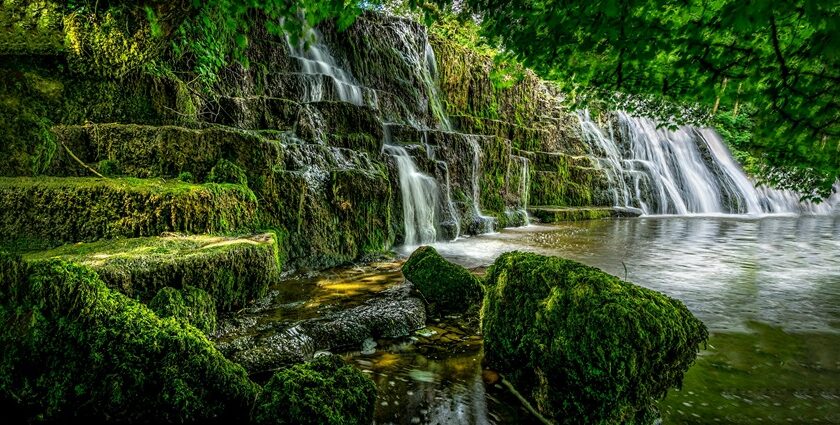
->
482, 252, 708, 424
150, 286, 217, 335
253, 354, 377, 425
23, 233, 282, 311
0, 255, 259, 423
401, 246, 483, 315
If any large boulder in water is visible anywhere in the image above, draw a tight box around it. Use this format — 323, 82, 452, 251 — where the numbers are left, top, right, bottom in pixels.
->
482, 251, 708, 424
402, 246, 483, 315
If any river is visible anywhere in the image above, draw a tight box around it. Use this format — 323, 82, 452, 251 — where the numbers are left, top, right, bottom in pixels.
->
233, 215, 840, 424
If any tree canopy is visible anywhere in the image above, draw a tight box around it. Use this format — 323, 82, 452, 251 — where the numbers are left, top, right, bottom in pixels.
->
421, 0, 840, 198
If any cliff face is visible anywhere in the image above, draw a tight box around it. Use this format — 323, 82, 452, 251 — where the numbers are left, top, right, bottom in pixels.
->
0, 9, 611, 271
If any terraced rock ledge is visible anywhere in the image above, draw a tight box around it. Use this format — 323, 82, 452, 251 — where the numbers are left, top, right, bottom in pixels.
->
529, 206, 643, 223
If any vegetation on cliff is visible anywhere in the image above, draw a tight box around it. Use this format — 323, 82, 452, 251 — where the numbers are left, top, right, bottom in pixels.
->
482, 251, 709, 423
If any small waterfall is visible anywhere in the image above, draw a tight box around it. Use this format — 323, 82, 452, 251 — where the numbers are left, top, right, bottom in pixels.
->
438, 159, 462, 240
578, 111, 838, 216
384, 144, 439, 245
467, 137, 495, 233
286, 28, 366, 105
423, 41, 452, 130
518, 156, 531, 225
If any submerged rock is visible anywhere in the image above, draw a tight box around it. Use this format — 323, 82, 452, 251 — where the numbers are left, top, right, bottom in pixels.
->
482, 251, 708, 424
253, 354, 377, 425
402, 246, 483, 315
219, 284, 425, 373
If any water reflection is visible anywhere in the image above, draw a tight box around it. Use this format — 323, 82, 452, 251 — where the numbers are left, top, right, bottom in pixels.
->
432, 216, 840, 333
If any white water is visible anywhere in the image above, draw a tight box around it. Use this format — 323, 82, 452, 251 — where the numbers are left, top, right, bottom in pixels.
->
384, 144, 439, 245
467, 137, 495, 233
578, 111, 839, 216
286, 28, 366, 105
518, 156, 531, 225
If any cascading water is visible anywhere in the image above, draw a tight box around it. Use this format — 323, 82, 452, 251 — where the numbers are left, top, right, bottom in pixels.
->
286, 28, 366, 105
518, 156, 531, 225
384, 144, 440, 245
578, 111, 839, 215
467, 137, 495, 233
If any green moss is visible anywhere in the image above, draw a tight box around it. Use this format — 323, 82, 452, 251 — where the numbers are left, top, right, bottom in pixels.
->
529, 207, 630, 223
149, 285, 217, 335
207, 158, 248, 186
401, 246, 483, 316
482, 252, 708, 424
97, 159, 121, 177
0, 177, 258, 250
178, 171, 196, 183
24, 233, 280, 311
0, 257, 259, 423
253, 355, 377, 425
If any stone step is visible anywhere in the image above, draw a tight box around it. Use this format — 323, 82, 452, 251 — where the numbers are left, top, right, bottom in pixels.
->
528, 206, 642, 223
0, 177, 258, 250
22, 233, 281, 311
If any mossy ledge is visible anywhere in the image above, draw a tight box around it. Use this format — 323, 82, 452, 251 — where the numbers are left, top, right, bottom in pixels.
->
24, 233, 281, 311
0, 177, 258, 251
401, 246, 483, 316
482, 252, 708, 424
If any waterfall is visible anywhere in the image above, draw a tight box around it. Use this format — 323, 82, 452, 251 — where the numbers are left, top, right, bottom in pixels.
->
467, 137, 495, 233
578, 111, 838, 216
518, 156, 531, 225
423, 41, 452, 130
286, 28, 366, 105
384, 144, 439, 245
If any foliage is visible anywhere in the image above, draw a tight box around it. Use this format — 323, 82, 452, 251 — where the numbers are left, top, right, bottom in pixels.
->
150, 285, 217, 334
482, 251, 708, 423
171, 0, 376, 90
178, 171, 195, 183
401, 245, 483, 315
0, 257, 259, 423
253, 354, 377, 425
0, 0, 65, 55
207, 158, 248, 186
96, 159, 121, 176
426, 0, 840, 198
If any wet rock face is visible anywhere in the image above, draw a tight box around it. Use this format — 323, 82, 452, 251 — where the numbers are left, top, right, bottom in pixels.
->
217, 284, 425, 373
482, 252, 709, 424
401, 246, 483, 316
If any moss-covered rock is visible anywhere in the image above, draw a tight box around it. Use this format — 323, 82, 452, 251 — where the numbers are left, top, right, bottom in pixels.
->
0, 256, 259, 423
0, 177, 258, 250
482, 252, 708, 424
150, 286, 217, 335
23, 233, 281, 311
253, 354, 377, 425
401, 246, 483, 316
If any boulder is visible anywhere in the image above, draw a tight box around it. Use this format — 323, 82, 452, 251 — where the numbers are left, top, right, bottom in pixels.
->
482, 251, 708, 424
253, 354, 377, 425
401, 246, 483, 315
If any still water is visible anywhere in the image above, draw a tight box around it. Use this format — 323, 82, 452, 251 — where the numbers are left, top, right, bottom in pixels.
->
256, 216, 840, 424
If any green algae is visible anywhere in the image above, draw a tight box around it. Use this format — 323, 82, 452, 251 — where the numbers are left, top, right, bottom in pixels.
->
482, 251, 709, 424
